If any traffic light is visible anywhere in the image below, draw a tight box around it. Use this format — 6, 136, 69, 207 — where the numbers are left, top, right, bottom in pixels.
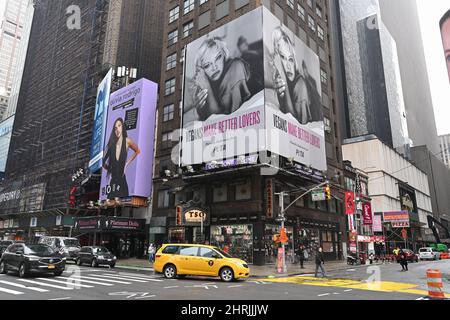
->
325, 185, 331, 201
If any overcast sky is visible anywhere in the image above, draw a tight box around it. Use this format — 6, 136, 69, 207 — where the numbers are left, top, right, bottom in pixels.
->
417, 0, 450, 136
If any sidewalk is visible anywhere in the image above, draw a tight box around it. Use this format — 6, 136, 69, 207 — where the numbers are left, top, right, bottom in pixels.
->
115, 258, 383, 278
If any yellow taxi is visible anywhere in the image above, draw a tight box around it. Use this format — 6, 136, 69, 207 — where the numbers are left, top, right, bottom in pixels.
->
154, 244, 250, 282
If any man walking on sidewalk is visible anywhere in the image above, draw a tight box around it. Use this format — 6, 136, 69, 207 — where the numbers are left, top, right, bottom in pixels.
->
297, 244, 306, 269
315, 247, 326, 278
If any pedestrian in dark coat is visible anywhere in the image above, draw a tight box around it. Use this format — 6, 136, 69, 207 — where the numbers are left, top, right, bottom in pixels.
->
297, 245, 306, 269
399, 249, 408, 271
314, 247, 326, 278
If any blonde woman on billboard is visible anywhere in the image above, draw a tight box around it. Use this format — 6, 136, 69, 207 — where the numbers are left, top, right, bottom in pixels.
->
102, 118, 141, 199
190, 37, 251, 121
272, 27, 311, 125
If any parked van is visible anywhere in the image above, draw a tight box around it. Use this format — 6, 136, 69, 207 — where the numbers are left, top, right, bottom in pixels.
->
39, 237, 81, 263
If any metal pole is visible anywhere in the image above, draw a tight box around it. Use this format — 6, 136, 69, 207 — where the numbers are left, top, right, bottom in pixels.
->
280, 191, 287, 273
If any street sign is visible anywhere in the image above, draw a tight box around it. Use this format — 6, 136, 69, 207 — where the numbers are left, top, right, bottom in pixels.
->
280, 228, 289, 244
312, 190, 325, 202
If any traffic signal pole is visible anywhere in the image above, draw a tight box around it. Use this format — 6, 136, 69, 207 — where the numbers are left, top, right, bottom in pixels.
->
276, 180, 330, 274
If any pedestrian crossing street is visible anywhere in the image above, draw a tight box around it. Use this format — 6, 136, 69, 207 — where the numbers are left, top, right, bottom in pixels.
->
0, 268, 164, 297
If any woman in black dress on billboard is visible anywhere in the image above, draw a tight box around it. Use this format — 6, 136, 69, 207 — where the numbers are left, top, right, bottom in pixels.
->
102, 118, 140, 199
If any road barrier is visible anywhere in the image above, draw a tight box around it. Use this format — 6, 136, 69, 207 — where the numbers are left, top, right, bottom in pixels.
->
440, 252, 449, 260
427, 269, 445, 299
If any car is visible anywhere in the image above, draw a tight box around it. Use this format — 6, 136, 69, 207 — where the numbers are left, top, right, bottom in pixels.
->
76, 246, 117, 268
38, 237, 81, 263
154, 244, 250, 282
0, 243, 66, 278
395, 249, 419, 263
419, 247, 441, 261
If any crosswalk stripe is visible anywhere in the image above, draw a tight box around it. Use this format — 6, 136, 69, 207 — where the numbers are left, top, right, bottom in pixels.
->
17, 279, 73, 290
101, 274, 163, 282
76, 275, 131, 284
0, 286, 24, 295
57, 276, 114, 286
88, 274, 148, 283
0, 280, 49, 293
36, 278, 93, 288
105, 272, 158, 279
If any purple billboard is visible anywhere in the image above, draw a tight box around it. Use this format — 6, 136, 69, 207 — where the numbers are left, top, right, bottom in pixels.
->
100, 78, 158, 201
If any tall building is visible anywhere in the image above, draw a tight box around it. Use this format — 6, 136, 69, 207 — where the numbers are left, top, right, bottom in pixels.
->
332, 0, 409, 154
439, 134, 450, 168
152, 0, 345, 265
0, 0, 28, 98
3, 0, 34, 120
379, 0, 440, 155
0, 0, 164, 250
0, 95, 7, 120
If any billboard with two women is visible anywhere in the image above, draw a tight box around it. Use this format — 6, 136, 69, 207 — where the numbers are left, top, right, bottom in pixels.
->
181, 7, 326, 171
99, 78, 158, 201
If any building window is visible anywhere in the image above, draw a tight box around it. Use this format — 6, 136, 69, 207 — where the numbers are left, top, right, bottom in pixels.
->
235, 180, 251, 201
169, 6, 179, 23
163, 104, 175, 122
200, 0, 209, 4
317, 25, 324, 41
167, 29, 178, 46
308, 15, 316, 32
166, 52, 177, 70
165, 78, 176, 96
184, 0, 195, 14
286, 0, 294, 10
316, 5, 323, 18
213, 184, 228, 203
307, 0, 313, 8
158, 190, 170, 208
183, 21, 194, 38
162, 131, 174, 149
297, 5, 305, 21
320, 69, 327, 85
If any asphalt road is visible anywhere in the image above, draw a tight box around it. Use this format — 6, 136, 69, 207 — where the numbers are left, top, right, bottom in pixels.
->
0, 260, 446, 301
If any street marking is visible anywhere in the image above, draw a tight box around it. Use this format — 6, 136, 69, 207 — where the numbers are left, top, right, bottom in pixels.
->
333, 292, 340, 295
318, 293, 330, 297
100, 274, 163, 282
184, 284, 218, 290
228, 285, 243, 288
109, 292, 156, 299
17, 279, 73, 290
49, 297, 72, 300
77, 276, 131, 284
163, 286, 179, 289
89, 274, 148, 283
106, 272, 159, 279
0, 280, 49, 293
0, 286, 25, 295
36, 278, 94, 288
57, 276, 114, 286
344, 289, 353, 292
346, 269, 356, 272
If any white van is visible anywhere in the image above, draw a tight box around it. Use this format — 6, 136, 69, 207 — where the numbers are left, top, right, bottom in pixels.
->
39, 237, 81, 262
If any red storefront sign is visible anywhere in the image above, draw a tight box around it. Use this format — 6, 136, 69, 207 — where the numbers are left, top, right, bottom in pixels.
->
357, 235, 386, 243
345, 192, 355, 215
362, 202, 373, 225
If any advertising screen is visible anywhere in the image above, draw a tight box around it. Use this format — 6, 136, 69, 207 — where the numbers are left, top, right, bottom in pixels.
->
89, 69, 113, 173
441, 10, 450, 82
182, 8, 265, 165
263, 8, 326, 171
0, 115, 14, 173
99, 78, 158, 201
181, 7, 326, 171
